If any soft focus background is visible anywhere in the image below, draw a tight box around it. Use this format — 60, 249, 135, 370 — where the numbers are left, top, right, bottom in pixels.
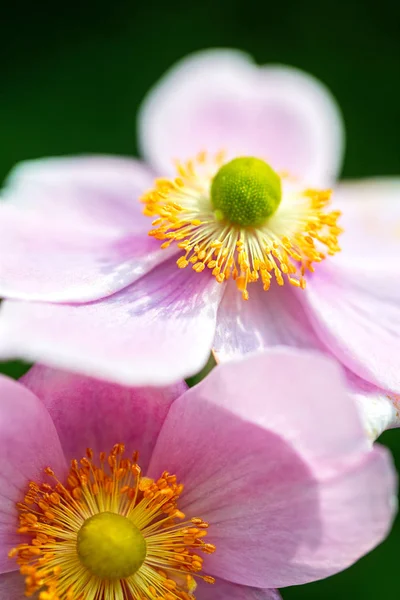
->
1, 1, 400, 597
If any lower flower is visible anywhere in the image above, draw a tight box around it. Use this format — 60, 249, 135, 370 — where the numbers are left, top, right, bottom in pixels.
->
0, 350, 396, 599
11, 445, 214, 600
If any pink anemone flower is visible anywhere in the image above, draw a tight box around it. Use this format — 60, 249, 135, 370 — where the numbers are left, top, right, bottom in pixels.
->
0, 49, 399, 417
0, 350, 396, 600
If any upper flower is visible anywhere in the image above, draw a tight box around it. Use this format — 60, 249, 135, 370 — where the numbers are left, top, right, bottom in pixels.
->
142, 153, 341, 299
0, 48, 399, 410
0, 350, 396, 599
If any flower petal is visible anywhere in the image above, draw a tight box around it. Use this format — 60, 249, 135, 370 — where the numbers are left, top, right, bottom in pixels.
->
22, 365, 186, 471
148, 350, 396, 588
197, 579, 281, 600
0, 204, 169, 303
0, 571, 25, 599
333, 178, 400, 260
346, 369, 400, 440
4, 155, 154, 233
300, 262, 400, 394
0, 259, 223, 385
138, 49, 344, 185
0, 375, 66, 573
213, 279, 324, 362
0, 157, 169, 302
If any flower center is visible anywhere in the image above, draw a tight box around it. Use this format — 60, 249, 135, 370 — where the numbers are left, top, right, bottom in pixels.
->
77, 512, 147, 579
142, 151, 342, 300
210, 157, 282, 227
10, 444, 215, 600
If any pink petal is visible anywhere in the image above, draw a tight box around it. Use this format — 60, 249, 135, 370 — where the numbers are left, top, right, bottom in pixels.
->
0, 571, 25, 599
0, 203, 169, 303
148, 350, 396, 588
197, 579, 281, 600
0, 375, 66, 573
346, 369, 400, 439
300, 262, 400, 394
333, 178, 400, 260
291, 446, 395, 583
22, 365, 186, 471
0, 259, 223, 385
0, 157, 169, 302
5, 155, 154, 234
138, 49, 344, 185
213, 279, 325, 362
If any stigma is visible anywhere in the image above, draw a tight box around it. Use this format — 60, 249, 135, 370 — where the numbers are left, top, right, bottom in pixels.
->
9, 444, 215, 600
142, 152, 342, 300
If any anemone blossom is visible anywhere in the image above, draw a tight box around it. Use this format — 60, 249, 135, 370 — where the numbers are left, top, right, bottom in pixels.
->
0, 50, 399, 426
0, 350, 396, 599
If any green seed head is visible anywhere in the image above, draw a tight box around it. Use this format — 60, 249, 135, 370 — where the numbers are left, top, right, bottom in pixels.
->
77, 512, 146, 579
210, 157, 282, 228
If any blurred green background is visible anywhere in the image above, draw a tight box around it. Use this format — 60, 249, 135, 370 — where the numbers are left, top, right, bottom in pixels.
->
1, 0, 400, 597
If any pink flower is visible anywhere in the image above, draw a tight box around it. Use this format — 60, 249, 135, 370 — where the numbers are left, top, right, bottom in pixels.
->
0, 350, 396, 599
0, 49, 399, 413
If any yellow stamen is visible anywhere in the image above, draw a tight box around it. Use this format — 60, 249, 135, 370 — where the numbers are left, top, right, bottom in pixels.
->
9, 444, 215, 599
141, 151, 342, 300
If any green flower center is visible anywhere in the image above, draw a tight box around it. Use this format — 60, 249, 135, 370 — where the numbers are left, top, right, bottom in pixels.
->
210, 157, 282, 227
77, 511, 147, 579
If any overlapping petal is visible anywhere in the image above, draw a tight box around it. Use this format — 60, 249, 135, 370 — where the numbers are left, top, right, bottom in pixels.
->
22, 365, 186, 471
0, 157, 169, 303
214, 279, 325, 362
0, 571, 25, 599
301, 262, 400, 394
346, 370, 400, 440
215, 279, 400, 438
197, 579, 281, 600
333, 178, 400, 260
4, 155, 154, 233
0, 376, 66, 572
138, 49, 344, 185
148, 350, 395, 588
0, 258, 223, 385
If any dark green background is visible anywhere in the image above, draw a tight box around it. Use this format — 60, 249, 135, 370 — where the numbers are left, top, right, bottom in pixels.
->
1, 0, 400, 597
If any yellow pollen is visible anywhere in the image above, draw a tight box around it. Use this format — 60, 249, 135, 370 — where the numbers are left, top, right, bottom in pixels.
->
141, 150, 342, 300
10, 443, 215, 600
